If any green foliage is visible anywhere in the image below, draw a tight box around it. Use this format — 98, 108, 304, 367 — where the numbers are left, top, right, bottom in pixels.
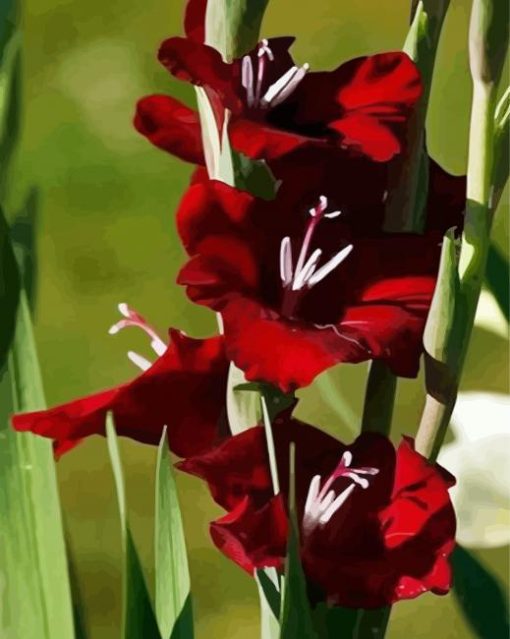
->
423, 230, 462, 401
232, 151, 279, 200
155, 427, 194, 639
0, 205, 19, 365
10, 187, 39, 309
452, 545, 510, 639
486, 242, 509, 322
0, 292, 75, 639
0, 0, 18, 64
278, 444, 316, 639
205, 0, 270, 60
105, 415, 161, 639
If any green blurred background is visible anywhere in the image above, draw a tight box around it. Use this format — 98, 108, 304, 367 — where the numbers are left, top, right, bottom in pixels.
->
7, 0, 509, 636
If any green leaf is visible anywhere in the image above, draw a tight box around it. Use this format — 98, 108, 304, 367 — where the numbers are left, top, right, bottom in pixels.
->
65, 530, 89, 639
423, 229, 462, 401
256, 569, 281, 622
105, 415, 161, 639
279, 444, 317, 639
0, 36, 22, 198
155, 427, 194, 639
0, 203, 19, 366
493, 86, 509, 210
0, 292, 75, 639
205, 0, 270, 60
10, 187, 39, 309
0, 0, 18, 64
234, 380, 295, 422
232, 151, 279, 200
384, 0, 450, 232
485, 242, 509, 322
452, 545, 509, 639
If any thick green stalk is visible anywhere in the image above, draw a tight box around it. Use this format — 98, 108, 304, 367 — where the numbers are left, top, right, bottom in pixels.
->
384, 0, 450, 232
415, 0, 508, 459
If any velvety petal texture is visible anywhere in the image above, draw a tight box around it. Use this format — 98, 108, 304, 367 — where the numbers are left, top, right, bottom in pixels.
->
176, 175, 458, 391
178, 419, 456, 607
134, 95, 204, 164
12, 331, 229, 458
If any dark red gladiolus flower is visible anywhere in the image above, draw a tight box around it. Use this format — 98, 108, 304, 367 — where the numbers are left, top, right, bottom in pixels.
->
178, 417, 456, 608
11, 304, 230, 458
175, 167, 460, 392
135, 34, 422, 164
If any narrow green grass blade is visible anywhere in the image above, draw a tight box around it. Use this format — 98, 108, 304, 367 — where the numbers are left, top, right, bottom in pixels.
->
0, 292, 75, 639
0, 204, 19, 364
0, 0, 18, 64
10, 187, 39, 309
279, 444, 316, 639
155, 427, 193, 639
452, 545, 509, 639
105, 415, 161, 639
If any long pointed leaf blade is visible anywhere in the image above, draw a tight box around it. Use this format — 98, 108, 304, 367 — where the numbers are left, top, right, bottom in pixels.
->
279, 443, 316, 639
0, 205, 19, 365
452, 545, 509, 639
155, 427, 193, 639
105, 415, 161, 639
0, 292, 75, 639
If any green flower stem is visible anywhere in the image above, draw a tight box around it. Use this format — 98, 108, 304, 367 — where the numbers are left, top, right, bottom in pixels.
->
384, 0, 450, 232
415, 0, 508, 460
360, 361, 397, 436
353, 607, 391, 639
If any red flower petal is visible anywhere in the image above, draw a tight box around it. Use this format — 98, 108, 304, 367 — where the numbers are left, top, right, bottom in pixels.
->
134, 95, 204, 165
336, 52, 422, 116
210, 495, 288, 573
380, 437, 456, 548
12, 332, 229, 458
158, 37, 239, 111
184, 0, 206, 43
330, 112, 401, 161
229, 117, 316, 160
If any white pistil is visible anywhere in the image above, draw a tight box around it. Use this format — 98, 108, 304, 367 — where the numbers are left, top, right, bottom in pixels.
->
108, 302, 167, 369
279, 196, 353, 296
302, 450, 379, 535
241, 40, 309, 110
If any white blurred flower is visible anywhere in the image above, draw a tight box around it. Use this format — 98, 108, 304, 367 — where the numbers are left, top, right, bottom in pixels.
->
439, 392, 510, 548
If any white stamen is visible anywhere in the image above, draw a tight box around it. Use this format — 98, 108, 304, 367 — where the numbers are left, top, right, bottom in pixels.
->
304, 474, 321, 518
302, 450, 379, 534
151, 339, 167, 357
342, 472, 370, 489
292, 248, 322, 291
261, 65, 299, 106
319, 484, 356, 525
341, 450, 353, 467
279, 236, 293, 285
118, 302, 130, 317
127, 351, 152, 371
307, 244, 353, 287
324, 209, 342, 219
109, 303, 168, 364
258, 39, 274, 60
319, 195, 328, 211
263, 63, 309, 108
242, 56, 255, 108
